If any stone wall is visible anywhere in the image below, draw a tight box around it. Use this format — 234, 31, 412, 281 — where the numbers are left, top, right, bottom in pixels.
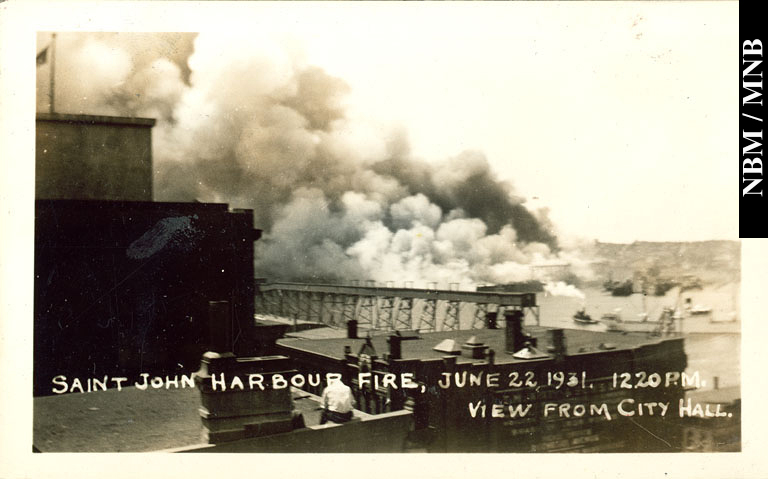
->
171, 409, 413, 453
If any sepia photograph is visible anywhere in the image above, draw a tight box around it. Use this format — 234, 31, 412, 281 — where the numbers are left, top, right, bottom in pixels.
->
1, 0, 765, 477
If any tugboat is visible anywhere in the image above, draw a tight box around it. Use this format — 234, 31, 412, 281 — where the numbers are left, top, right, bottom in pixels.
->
573, 308, 598, 325
689, 304, 712, 315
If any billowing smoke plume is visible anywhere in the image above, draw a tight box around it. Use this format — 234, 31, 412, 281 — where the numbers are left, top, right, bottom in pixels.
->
543, 281, 586, 299
37, 32, 589, 287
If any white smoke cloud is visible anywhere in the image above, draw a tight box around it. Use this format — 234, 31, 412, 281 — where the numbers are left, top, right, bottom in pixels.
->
38, 31, 599, 287
544, 281, 586, 299
390, 194, 442, 230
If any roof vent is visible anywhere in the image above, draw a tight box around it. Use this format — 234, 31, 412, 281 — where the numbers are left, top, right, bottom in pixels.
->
396, 330, 420, 340
462, 336, 488, 359
433, 339, 462, 355
358, 337, 377, 358
512, 342, 549, 360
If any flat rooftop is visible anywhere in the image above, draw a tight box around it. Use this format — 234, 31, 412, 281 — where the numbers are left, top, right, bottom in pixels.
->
33, 386, 353, 452
277, 326, 682, 365
37, 112, 156, 127
686, 385, 741, 405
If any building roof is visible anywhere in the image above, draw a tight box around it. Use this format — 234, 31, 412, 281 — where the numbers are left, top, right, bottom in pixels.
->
686, 386, 741, 405
277, 326, 682, 365
33, 385, 335, 452
37, 112, 156, 127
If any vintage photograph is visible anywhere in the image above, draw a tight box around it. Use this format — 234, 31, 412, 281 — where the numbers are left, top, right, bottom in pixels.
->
18, 0, 746, 461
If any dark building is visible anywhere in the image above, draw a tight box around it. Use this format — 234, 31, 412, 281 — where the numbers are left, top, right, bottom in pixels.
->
680, 386, 741, 452
36, 113, 154, 201
33, 114, 262, 395
34, 199, 261, 395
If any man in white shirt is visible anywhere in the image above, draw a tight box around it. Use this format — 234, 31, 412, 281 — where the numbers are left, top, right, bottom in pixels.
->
320, 378, 355, 424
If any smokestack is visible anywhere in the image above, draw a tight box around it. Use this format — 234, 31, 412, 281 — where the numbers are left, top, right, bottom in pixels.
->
548, 328, 567, 360
388, 334, 402, 360
208, 300, 233, 354
485, 311, 498, 329
347, 320, 358, 339
504, 310, 524, 353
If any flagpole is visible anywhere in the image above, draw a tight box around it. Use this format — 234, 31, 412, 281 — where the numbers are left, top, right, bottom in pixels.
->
49, 33, 56, 114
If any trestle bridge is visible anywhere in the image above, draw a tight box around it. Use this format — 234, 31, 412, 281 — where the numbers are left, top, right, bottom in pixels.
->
256, 282, 539, 332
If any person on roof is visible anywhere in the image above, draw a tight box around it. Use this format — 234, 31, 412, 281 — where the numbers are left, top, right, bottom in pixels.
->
320, 377, 355, 424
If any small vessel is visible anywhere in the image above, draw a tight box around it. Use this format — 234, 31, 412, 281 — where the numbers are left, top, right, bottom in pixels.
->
573, 308, 598, 324
689, 304, 712, 315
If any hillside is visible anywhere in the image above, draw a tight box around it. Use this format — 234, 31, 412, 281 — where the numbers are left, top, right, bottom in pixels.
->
588, 240, 740, 286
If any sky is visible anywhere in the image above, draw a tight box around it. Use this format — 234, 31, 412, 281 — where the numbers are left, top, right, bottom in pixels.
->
295, 3, 738, 243
30, 2, 738, 245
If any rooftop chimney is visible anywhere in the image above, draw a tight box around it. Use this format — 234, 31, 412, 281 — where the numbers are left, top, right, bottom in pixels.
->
504, 310, 525, 353
347, 319, 358, 339
547, 328, 567, 360
388, 334, 402, 360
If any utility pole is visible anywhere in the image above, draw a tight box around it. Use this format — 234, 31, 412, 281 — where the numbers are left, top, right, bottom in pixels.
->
49, 33, 57, 113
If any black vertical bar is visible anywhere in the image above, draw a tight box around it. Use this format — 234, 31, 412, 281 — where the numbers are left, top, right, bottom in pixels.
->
739, 4, 765, 237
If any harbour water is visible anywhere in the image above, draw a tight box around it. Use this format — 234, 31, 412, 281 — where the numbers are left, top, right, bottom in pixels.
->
536, 284, 740, 331
455, 283, 740, 391
521, 284, 740, 391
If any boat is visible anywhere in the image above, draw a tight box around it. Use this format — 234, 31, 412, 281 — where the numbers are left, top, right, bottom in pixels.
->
689, 305, 712, 315
573, 308, 598, 324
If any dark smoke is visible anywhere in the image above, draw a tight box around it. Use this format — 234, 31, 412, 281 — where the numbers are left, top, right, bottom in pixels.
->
372, 152, 557, 247
38, 32, 575, 286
